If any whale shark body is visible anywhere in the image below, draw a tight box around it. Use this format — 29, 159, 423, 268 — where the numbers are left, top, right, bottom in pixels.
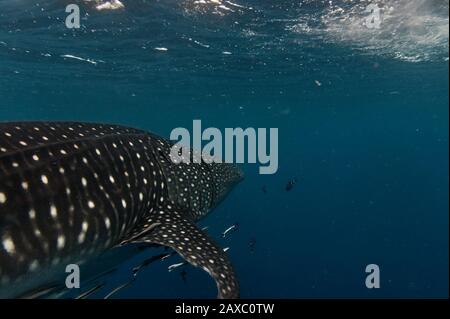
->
0, 122, 242, 298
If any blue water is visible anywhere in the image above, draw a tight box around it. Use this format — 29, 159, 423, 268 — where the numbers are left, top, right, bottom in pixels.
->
0, 0, 448, 298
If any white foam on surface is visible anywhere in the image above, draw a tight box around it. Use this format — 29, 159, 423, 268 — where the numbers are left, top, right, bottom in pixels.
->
287, 0, 449, 62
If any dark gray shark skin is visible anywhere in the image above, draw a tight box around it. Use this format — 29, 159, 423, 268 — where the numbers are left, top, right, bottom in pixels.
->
0, 122, 242, 299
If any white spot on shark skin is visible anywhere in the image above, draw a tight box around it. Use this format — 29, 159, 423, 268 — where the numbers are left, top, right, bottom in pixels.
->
29, 260, 39, 272
41, 175, 49, 185
78, 222, 89, 244
57, 235, 66, 249
2, 235, 15, 254
50, 205, 58, 218
0, 192, 6, 204
105, 217, 111, 230
34, 228, 42, 238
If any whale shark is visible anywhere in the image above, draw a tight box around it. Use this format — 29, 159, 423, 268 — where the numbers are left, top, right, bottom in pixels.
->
0, 122, 243, 298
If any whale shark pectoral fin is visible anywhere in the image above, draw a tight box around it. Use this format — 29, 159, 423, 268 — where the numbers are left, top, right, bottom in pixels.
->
130, 217, 239, 299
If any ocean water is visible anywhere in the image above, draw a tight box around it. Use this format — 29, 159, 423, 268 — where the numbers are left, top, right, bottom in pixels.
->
0, 0, 448, 298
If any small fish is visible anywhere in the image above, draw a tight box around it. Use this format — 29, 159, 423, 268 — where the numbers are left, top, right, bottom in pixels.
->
169, 246, 231, 273
161, 253, 175, 261
168, 262, 187, 272
249, 238, 256, 253
132, 252, 175, 277
222, 223, 239, 238
103, 281, 134, 299
180, 270, 188, 284
285, 178, 297, 192
75, 283, 105, 299
18, 283, 65, 299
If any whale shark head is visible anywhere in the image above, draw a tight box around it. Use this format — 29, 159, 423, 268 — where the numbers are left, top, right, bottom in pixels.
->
162, 160, 244, 220
153, 140, 244, 221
